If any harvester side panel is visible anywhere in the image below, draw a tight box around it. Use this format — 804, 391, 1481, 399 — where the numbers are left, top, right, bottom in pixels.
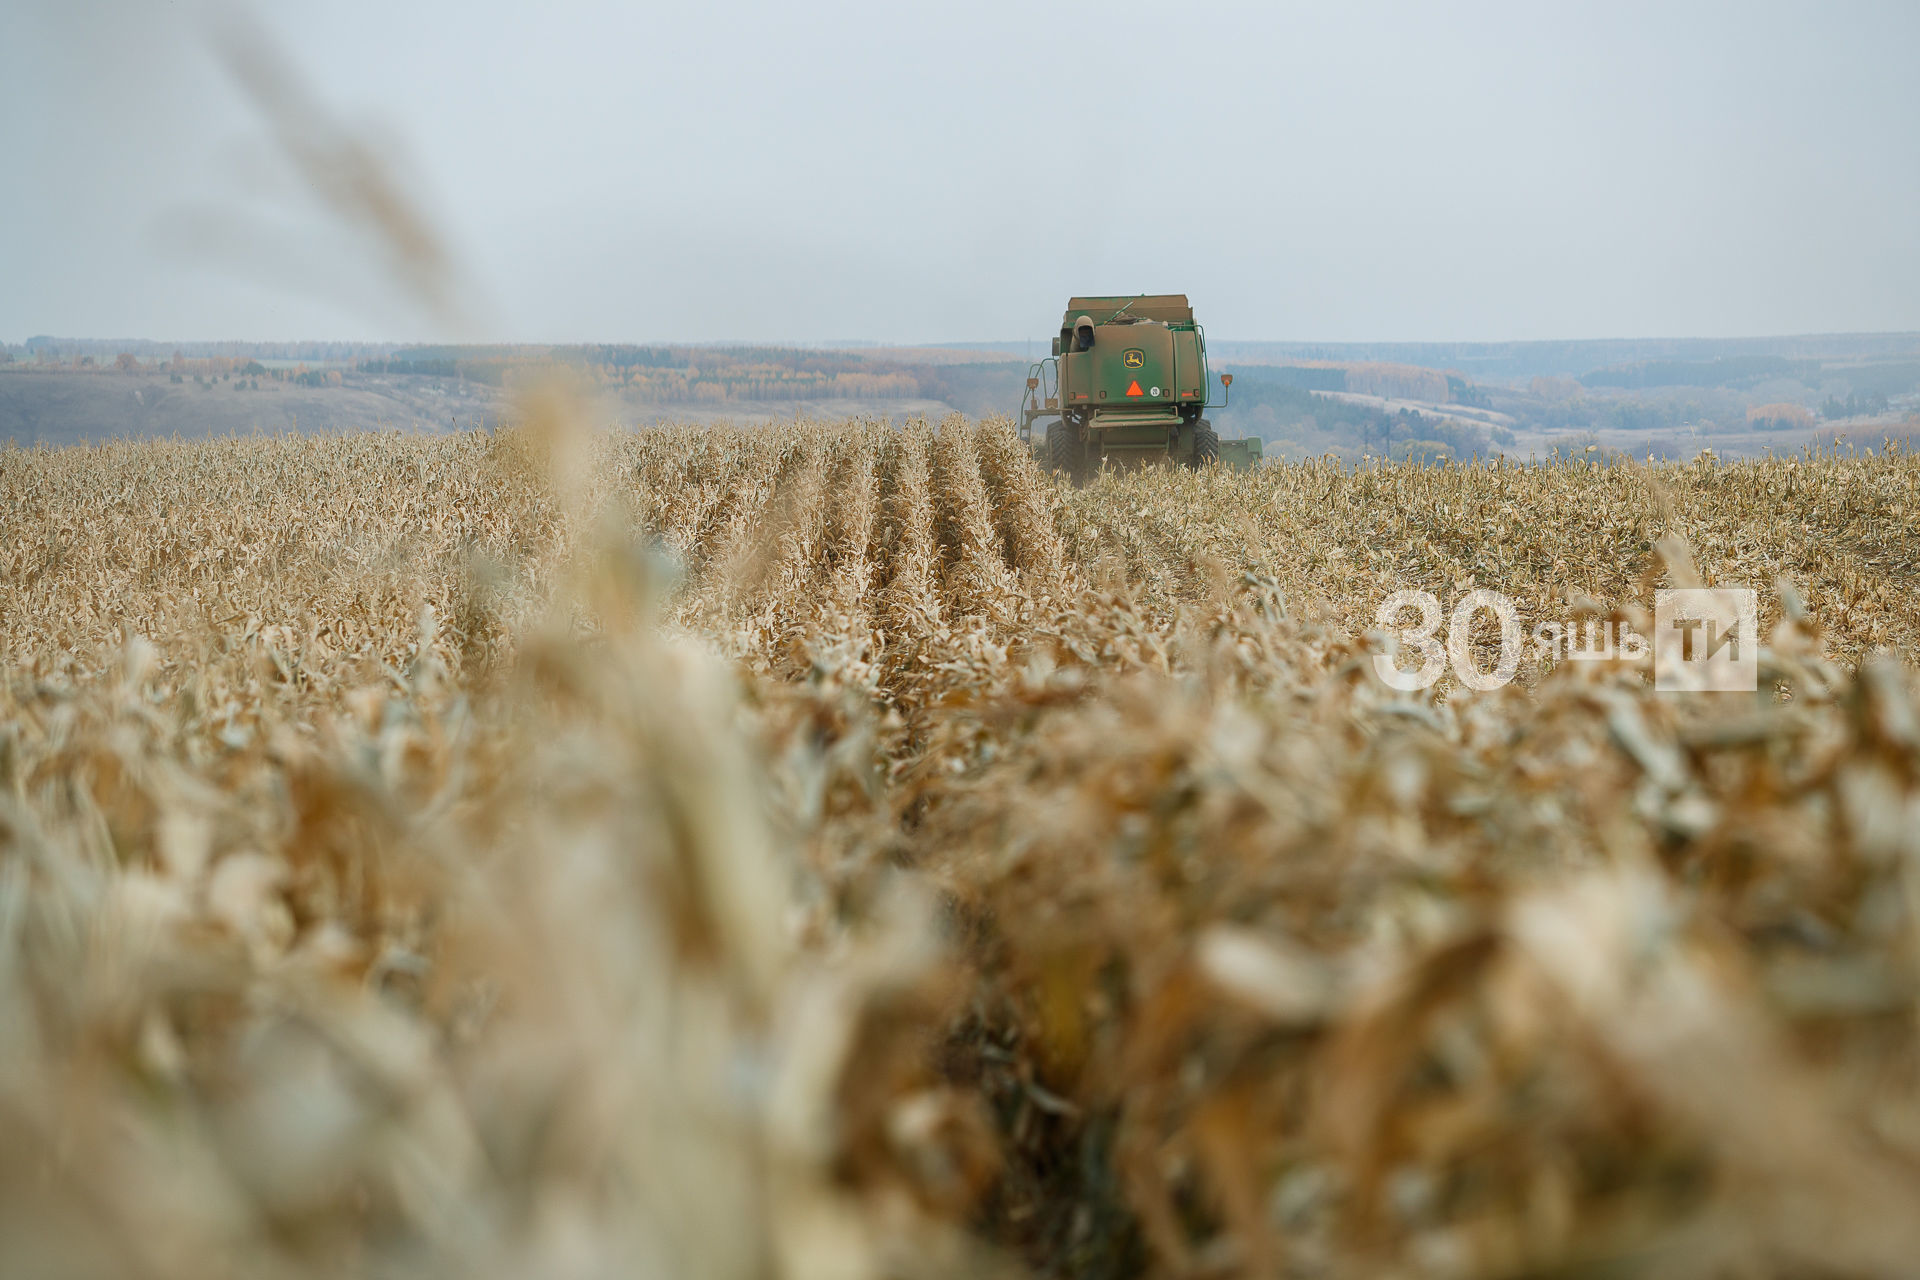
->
1171, 329, 1206, 405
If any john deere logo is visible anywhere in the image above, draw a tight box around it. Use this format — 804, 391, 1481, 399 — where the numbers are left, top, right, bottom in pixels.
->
1123, 349, 1145, 369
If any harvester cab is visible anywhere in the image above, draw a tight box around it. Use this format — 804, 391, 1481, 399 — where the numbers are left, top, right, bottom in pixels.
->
1019, 294, 1237, 483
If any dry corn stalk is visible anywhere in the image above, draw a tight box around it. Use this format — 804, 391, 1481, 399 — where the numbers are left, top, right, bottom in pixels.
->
2, 422, 1919, 1278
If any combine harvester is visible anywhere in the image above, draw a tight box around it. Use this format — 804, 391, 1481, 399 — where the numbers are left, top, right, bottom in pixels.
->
1019, 294, 1258, 481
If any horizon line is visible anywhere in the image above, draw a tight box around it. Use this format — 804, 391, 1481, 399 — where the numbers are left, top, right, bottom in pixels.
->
12, 329, 1920, 352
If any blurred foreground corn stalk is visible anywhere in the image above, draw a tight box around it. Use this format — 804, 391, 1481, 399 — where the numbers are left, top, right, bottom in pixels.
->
3, 418, 1920, 1278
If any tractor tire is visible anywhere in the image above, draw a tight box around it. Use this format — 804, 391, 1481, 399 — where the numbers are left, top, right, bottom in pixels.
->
1188, 419, 1219, 470
1047, 420, 1087, 485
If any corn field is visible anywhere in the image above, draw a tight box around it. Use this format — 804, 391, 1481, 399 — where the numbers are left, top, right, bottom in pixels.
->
3, 414, 1920, 1279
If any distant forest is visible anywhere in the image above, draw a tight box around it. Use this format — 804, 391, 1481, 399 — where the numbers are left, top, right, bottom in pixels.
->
349, 344, 1030, 415
10, 332, 1919, 461
1213, 372, 1497, 464
1211, 332, 1920, 381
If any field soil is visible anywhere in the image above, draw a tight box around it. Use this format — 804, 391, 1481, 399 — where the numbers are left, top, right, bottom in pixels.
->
3, 418, 1920, 1279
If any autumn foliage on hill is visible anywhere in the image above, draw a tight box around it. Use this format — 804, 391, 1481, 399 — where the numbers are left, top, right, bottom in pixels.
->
358, 344, 944, 403
1338, 361, 1453, 402
1747, 401, 1817, 430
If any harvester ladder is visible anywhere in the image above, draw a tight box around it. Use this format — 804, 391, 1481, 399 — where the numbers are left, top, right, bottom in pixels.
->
1018, 357, 1060, 444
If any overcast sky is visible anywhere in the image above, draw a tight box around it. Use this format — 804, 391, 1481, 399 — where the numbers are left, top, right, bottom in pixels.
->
5, 0, 1919, 346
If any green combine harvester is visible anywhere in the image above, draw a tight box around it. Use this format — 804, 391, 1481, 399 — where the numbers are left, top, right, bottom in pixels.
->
1019, 294, 1259, 482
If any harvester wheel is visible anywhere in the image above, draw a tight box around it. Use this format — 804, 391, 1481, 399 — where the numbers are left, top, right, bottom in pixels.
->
1047, 420, 1086, 484
1188, 419, 1219, 469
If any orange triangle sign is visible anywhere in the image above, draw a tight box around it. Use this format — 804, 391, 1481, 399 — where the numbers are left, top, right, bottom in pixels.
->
1125, 380, 1144, 396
